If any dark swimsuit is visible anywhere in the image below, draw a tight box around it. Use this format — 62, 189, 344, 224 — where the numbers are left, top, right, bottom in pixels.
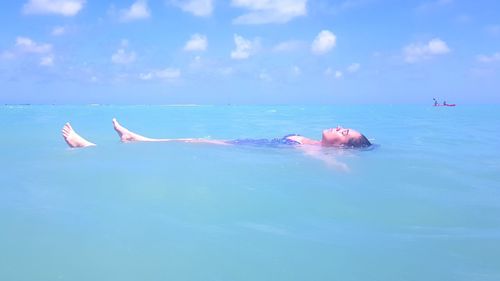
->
227, 134, 301, 147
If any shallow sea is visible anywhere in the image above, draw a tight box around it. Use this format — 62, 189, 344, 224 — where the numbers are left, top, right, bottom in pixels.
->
1, 105, 500, 281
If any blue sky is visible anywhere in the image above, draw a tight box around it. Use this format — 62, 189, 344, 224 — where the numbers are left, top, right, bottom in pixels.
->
0, 0, 499, 104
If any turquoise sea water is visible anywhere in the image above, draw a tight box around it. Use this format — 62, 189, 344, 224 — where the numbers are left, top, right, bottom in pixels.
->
1, 105, 500, 281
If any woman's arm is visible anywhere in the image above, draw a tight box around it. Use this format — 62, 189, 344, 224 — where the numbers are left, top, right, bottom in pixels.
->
296, 145, 349, 172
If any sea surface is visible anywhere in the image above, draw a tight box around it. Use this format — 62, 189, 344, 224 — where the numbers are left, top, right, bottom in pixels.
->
1, 105, 499, 281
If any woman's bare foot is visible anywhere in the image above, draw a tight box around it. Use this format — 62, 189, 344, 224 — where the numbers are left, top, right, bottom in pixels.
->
61, 123, 96, 148
112, 118, 154, 142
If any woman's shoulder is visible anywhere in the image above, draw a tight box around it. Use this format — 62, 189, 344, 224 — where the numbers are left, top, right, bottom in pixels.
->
286, 135, 318, 145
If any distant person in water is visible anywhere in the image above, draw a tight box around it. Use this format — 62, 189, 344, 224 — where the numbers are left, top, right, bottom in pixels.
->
433, 98, 439, 106
62, 119, 372, 149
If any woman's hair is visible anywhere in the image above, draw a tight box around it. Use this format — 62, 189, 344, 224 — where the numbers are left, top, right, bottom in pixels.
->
345, 134, 372, 148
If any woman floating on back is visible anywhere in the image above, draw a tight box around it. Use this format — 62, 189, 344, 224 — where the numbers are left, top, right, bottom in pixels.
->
62, 118, 372, 149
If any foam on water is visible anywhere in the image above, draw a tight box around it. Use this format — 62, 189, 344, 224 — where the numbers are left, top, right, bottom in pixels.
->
1, 105, 500, 281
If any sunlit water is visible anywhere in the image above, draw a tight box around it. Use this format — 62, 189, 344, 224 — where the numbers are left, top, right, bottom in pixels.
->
1, 105, 499, 281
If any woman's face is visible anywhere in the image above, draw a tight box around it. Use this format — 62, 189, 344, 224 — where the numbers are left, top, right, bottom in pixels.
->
321, 126, 363, 146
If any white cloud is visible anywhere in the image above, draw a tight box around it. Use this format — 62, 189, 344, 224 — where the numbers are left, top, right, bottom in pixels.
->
2, 37, 55, 65
139, 72, 153, 80
403, 38, 450, 63
477, 52, 500, 63
230, 34, 257, 60
40, 55, 54, 66
232, 0, 307, 24
111, 41, 136, 64
23, 0, 85, 16
119, 0, 150, 21
184, 34, 208, 52
156, 68, 181, 79
324, 67, 342, 79
51, 26, 66, 36
335, 70, 343, 79
16, 37, 52, 54
172, 0, 213, 17
139, 68, 181, 80
112, 49, 136, 64
311, 30, 336, 55
347, 63, 360, 73
273, 40, 303, 52
259, 70, 272, 81
120, 39, 130, 47
188, 55, 203, 69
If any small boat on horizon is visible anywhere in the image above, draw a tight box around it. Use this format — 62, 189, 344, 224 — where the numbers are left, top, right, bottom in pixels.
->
433, 98, 456, 107
434, 104, 456, 107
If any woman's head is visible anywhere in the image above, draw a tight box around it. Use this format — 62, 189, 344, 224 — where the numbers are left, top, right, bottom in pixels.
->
321, 126, 371, 148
